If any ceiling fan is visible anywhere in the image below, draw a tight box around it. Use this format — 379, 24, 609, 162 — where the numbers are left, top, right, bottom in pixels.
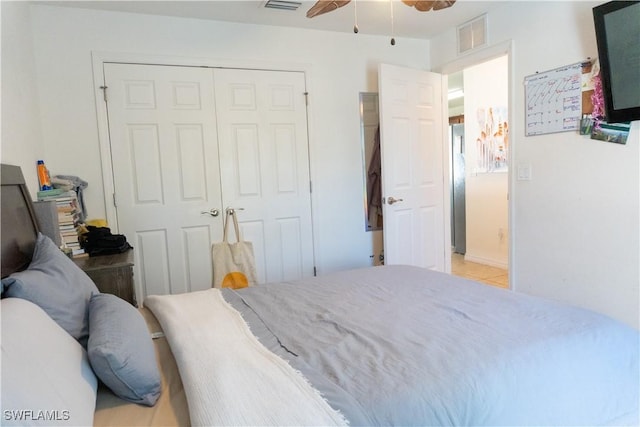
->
306, 0, 457, 19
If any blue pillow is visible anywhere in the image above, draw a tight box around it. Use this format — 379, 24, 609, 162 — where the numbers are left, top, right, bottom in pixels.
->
1, 233, 99, 347
88, 293, 161, 406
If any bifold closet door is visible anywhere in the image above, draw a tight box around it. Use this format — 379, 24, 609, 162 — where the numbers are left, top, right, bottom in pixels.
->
104, 63, 223, 299
104, 63, 314, 301
214, 68, 315, 284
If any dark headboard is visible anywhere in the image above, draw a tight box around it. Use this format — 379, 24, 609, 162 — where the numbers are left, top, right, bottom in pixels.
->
1, 164, 40, 278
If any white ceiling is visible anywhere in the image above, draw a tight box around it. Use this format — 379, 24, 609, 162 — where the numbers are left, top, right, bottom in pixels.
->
41, 0, 505, 40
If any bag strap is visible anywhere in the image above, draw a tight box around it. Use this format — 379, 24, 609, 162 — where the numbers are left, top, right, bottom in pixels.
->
222, 209, 242, 243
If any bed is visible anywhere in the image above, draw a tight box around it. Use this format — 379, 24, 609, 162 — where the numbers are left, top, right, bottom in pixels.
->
2, 162, 639, 426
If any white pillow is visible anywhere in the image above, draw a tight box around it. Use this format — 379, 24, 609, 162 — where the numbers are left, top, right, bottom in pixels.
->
1, 298, 97, 426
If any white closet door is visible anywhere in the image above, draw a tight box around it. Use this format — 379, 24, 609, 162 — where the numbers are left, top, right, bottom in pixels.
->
104, 63, 223, 299
378, 63, 448, 271
213, 68, 314, 283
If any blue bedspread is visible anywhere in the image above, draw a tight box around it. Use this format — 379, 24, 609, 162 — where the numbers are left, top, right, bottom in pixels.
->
223, 265, 639, 426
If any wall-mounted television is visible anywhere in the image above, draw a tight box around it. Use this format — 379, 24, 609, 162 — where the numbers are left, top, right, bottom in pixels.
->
592, 1, 640, 123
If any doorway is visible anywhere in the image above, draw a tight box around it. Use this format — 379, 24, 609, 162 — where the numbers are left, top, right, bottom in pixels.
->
447, 54, 510, 287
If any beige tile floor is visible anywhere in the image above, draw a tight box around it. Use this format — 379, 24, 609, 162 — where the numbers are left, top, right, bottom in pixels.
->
451, 252, 509, 288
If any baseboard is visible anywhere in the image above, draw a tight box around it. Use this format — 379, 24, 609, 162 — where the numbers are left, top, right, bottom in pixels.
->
464, 253, 508, 270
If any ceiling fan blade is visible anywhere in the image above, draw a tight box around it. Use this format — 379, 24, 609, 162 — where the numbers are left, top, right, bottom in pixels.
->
433, 0, 456, 11
401, 0, 419, 6
414, 1, 436, 12
306, 0, 351, 18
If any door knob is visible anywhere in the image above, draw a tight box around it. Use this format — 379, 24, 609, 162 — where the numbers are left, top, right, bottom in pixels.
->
201, 209, 220, 217
387, 196, 404, 205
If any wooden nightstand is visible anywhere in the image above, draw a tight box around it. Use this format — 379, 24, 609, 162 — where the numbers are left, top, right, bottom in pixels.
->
74, 250, 136, 306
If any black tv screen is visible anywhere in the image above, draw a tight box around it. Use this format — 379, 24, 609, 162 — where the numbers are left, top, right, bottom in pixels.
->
592, 1, 640, 123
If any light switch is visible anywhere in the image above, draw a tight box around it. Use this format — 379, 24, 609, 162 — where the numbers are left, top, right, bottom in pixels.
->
517, 163, 532, 181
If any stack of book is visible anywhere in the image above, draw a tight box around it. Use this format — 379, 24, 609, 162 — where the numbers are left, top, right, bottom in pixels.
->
37, 189, 84, 254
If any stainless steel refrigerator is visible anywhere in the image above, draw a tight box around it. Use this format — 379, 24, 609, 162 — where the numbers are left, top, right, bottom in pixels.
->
451, 123, 466, 254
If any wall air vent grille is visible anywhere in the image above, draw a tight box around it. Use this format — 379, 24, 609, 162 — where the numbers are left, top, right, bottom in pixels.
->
457, 14, 488, 55
264, 0, 302, 11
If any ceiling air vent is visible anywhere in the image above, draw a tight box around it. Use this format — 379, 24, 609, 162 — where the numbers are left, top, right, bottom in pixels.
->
457, 14, 488, 55
264, 0, 302, 11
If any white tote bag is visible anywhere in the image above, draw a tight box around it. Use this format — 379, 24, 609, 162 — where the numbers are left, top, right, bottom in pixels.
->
211, 210, 258, 289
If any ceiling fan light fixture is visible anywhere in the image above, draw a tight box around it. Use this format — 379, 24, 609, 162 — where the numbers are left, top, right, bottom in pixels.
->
306, 0, 457, 43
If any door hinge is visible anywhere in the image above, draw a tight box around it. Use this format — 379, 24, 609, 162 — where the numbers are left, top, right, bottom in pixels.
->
100, 85, 108, 102
313, 266, 317, 276
304, 91, 309, 106
309, 180, 312, 193
112, 193, 117, 207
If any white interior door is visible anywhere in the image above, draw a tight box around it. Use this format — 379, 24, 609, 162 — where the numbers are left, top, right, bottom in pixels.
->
378, 63, 449, 271
213, 68, 315, 283
104, 63, 223, 299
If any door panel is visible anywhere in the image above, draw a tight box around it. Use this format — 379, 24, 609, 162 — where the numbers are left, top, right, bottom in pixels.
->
137, 229, 171, 296
214, 68, 314, 284
379, 64, 448, 271
176, 125, 209, 200
104, 63, 223, 299
129, 125, 163, 203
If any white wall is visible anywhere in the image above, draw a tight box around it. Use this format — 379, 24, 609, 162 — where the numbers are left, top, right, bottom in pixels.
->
1, 1, 44, 197
464, 55, 509, 268
7, 2, 637, 329
432, 1, 639, 329
18, 4, 429, 275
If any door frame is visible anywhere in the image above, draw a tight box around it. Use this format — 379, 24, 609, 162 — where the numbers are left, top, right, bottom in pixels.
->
91, 51, 318, 269
434, 40, 515, 289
